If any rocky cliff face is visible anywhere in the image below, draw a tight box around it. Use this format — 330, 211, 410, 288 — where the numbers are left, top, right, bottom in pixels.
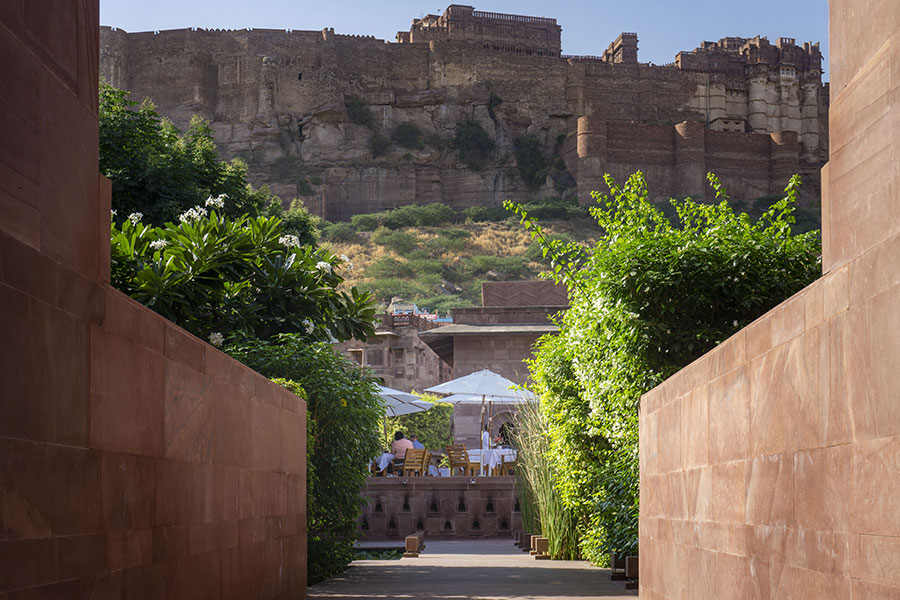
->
100, 26, 828, 220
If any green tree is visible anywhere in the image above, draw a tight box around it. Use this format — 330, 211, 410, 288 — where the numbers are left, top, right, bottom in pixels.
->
506, 171, 821, 562
230, 338, 383, 585
99, 81, 279, 225
383, 395, 454, 450
110, 210, 375, 343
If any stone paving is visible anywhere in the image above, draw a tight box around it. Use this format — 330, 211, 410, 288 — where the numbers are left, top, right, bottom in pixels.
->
308, 539, 637, 600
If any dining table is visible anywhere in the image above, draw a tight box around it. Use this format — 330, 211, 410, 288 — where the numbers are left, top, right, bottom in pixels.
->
467, 447, 517, 475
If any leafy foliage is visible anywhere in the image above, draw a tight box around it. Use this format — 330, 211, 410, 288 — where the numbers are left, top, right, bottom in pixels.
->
507, 172, 821, 562
369, 135, 391, 158
345, 95, 374, 128
231, 338, 382, 584
371, 228, 420, 253
453, 119, 494, 171
514, 135, 548, 189
320, 221, 359, 243
382, 395, 454, 450
99, 81, 277, 225
279, 199, 321, 246
391, 122, 423, 149
110, 211, 376, 343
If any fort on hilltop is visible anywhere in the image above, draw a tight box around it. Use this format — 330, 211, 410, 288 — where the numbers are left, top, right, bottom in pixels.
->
100, 5, 828, 220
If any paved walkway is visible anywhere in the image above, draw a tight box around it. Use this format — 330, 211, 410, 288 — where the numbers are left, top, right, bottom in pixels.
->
308, 539, 637, 600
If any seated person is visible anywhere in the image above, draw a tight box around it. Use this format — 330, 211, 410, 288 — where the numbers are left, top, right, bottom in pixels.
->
409, 434, 425, 450
391, 431, 414, 460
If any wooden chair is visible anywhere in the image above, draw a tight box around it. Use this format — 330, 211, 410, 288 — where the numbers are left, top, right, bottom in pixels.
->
445, 444, 479, 476
402, 448, 427, 477
499, 455, 517, 476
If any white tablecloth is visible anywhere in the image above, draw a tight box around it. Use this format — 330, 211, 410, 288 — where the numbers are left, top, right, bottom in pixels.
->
468, 448, 517, 475
374, 452, 395, 472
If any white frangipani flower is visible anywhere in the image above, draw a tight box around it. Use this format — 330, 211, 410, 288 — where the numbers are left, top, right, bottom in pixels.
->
208, 332, 224, 347
302, 318, 315, 335
128, 212, 143, 225
279, 235, 300, 248
150, 239, 169, 251
179, 205, 208, 223
205, 194, 226, 208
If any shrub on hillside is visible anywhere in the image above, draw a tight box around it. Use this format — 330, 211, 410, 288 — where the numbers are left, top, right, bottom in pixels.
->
369, 135, 391, 157
514, 135, 548, 189
463, 255, 535, 280
320, 221, 359, 243
371, 228, 420, 253
463, 205, 508, 222
345, 95, 374, 128
453, 119, 494, 171
368, 257, 410, 279
391, 122, 423, 149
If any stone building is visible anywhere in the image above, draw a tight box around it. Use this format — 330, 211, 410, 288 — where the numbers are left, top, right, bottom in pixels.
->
333, 308, 452, 392
99, 7, 829, 220
396, 4, 562, 58
420, 280, 567, 448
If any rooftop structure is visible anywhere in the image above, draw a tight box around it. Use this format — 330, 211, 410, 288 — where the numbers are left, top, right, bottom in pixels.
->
397, 4, 562, 57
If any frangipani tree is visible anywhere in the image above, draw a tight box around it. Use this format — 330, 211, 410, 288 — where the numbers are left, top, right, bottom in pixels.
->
110, 205, 376, 344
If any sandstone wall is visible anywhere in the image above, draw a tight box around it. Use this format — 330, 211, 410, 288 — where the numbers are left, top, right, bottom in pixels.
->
638, 1, 900, 597
0, 4, 306, 597
99, 26, 828, 220
360, 477, 521, 540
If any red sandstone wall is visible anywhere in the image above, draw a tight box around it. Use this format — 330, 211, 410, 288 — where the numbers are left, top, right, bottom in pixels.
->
638, 1, 900, 598
0, 2, 306, 597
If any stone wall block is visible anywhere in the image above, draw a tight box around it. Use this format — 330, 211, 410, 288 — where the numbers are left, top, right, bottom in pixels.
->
745, 453, 794, 527
251, 399, 283, 472
682, 384, 709, 470
100, 288, 165, 354
852, 436, 900, 537
100, 452, 156, 532
793, 444, 852, 533
90, 326, 165, 457
0, 284, 91, 447
39, 67, 99, 280
75, 0, 99, 114
709, 460, 747, 524
164, 323, 207, 374
708, 365, 750, 464
164, 360, 214, 463
212, 383, 253, 469
0, 438, 102, 540
845, 287, 900, 440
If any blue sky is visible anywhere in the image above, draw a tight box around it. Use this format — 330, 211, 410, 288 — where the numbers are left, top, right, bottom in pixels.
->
100, 0, 829, 73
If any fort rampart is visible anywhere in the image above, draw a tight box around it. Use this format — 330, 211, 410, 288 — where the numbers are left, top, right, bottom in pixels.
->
100, 9, 828, 220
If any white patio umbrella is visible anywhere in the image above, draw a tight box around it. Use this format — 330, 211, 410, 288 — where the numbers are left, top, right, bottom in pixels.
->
425, 370, 532, 467
376, 385, 433, 444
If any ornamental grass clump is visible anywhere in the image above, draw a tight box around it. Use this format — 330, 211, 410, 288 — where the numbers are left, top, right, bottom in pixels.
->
506, 171, 821, 563
512, 400, 580, 560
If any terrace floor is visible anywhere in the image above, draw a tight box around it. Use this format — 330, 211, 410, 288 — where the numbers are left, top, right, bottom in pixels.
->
307, 539, 637, 599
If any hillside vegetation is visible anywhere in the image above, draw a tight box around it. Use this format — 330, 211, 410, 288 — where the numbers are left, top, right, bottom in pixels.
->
319, 199, 599, 313
316, 189, 820, 314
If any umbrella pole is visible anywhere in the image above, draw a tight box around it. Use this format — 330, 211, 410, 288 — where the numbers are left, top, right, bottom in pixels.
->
480, 394, 486, 475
